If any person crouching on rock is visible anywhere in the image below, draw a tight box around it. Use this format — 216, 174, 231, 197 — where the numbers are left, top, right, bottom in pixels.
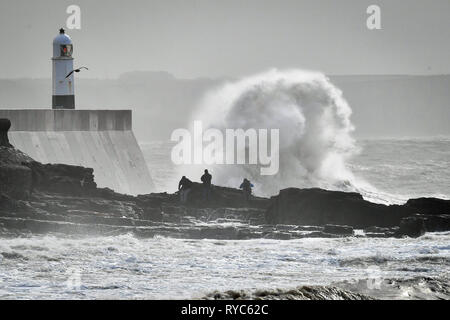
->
178, 176, 193, 203
200, 169, 212, 201
239, 178, 254, 202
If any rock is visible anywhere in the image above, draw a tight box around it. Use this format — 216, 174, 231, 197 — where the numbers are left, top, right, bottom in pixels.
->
204, 285, 374, 300
0, 118, 12, 147
0, 193, 33, 214
0, 145, 34, 164
396, 214, 450, 238
24, 161, 97, 196
136, 192, 172, 208
2, 142, 450, 239
199, 226, 239, 239
170, 182, 270, 209
405, 198, 450, 215
266, 188, 412, 228
323, 224, 354, 236
396, 217, 426, 238
0, 163, 32, 198
0, 146, 34, 199
236, 228, 263, 240
421, 214, 450, 232
140, 207, 163, 221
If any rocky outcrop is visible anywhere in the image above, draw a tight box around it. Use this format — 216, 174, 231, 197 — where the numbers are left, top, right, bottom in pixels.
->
0, 143, 271, 239
396, 216, 427, 238
204, 285, 373, 300
395, 214, 450, 237
1, 134, 450, 239
0, 146, 33, 199
405, 198, 450, 216
25, 161, 97, 196
323, 224, 354, 236
0, 118, 12, 147
265, 188, 414, 228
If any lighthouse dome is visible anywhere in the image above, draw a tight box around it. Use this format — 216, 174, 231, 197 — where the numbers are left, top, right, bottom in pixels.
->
53, 28, 73, 58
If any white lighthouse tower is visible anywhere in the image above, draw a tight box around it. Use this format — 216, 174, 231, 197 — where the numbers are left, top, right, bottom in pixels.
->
52, 28, 75, 109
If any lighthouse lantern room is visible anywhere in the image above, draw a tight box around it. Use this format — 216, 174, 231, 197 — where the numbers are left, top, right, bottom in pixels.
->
52, 28, 75, 109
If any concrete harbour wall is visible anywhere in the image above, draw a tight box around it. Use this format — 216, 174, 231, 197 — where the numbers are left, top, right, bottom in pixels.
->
0, 109, 154, 195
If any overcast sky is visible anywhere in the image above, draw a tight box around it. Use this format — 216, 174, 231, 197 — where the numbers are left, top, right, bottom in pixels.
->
0, 0, 449, 79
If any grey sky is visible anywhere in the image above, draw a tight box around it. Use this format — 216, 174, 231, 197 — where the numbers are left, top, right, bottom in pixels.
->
0, 0, 449, 79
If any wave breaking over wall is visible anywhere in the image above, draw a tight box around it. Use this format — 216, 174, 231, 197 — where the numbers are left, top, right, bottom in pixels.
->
187, 69, 385, 201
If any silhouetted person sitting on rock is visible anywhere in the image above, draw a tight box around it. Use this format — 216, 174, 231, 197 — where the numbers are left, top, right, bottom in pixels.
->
178, 176, 193, 203
201, 169, 212, 201
239, 178, 254, 201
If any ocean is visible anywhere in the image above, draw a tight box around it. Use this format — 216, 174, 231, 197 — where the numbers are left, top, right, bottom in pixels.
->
0, 138, 449, 299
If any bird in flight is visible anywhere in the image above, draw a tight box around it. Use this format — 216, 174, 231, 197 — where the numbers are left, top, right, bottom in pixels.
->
65, 67, 89, 79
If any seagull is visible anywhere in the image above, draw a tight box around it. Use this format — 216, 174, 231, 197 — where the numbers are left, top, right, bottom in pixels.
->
65, 67, 89, 78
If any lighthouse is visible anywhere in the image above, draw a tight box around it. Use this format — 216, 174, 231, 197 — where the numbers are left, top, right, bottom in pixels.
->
0, 28, 155, 195
52, 28, 75, 109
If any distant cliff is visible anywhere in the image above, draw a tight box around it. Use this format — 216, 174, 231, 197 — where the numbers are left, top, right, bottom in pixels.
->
0, 73, 449, 141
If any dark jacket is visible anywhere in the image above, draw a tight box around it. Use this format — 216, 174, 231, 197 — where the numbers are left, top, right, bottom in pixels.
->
201, 172, 212, 186
179, 177, 193, 190
240, 180, 254, 192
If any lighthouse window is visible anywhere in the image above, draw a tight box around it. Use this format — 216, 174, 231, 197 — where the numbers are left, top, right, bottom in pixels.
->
60, 44, 73, 57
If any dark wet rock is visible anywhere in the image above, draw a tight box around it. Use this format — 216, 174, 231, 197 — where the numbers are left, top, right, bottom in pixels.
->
405, 198, 450, 215
0, 146, 33, 199
204, 285, 373, 300
236, 228, 263, 240
168, 182, 270, 209
0, 118, 12, 147
396, 217, 426, 238
323, 224, 354, 236
266, 188, 413, 228
139, 206, 163, 221
2, 145, 450, 239
199, 226, 239, 240
93, 187, 136, 202
161, 205, 187, 215
136, 192, 173, 208
1, 251, 29, 260
25, 161, 97, 196
396, 214, 450, 237
0, 164, 32, 199
0, 193, 33, 214
420, 214, 450, 232
0, 145, 34, 165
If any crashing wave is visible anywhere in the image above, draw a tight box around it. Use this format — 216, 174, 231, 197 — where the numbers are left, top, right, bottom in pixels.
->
183, 69, 395, 202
